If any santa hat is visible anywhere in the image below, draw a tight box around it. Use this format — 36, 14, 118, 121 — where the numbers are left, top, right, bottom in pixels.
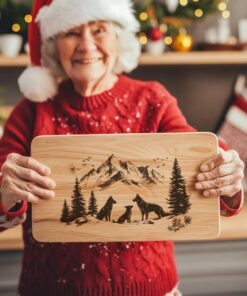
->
18, 0, 140, 103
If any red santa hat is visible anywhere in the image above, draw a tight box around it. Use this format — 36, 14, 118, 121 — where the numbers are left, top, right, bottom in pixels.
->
18, 0, 140, 103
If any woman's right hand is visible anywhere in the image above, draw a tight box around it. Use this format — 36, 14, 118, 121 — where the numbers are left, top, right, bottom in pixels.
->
0, 153, 56, 211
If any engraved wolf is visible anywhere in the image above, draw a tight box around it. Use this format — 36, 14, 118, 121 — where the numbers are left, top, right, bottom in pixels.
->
96, 196, 117, 221
113, 205, 133, 224
133, 194, 167, 220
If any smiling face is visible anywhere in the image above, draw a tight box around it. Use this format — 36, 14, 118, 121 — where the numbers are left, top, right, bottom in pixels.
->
56, 21, 118, 89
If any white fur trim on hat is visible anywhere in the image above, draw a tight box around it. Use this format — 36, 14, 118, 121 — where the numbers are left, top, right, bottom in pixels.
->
18, 67, 57, 102
36, 0, 140, 40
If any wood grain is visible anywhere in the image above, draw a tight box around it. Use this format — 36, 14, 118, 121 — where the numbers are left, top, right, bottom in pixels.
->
31, 132, 220, 242
2, 203, 247, 250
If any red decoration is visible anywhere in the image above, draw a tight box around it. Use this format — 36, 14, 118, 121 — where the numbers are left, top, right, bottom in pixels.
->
149, 27, 164, 41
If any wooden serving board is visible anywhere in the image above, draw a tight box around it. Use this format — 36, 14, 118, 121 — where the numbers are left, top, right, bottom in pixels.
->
31, 132, 220, 242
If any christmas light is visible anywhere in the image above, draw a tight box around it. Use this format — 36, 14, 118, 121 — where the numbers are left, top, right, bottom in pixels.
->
164, 36, 172, 45
0, 1, 32, 37
139, 33, 148, 45
160, 24, 167, 33
222, 10, 230, 19
24, 14, 32, 23
180, 0, 188, 6
218, 2, 227, 11
12, 23, 21, 33
195, 9, 203, 18
134, 0, 227, 45
139, 12, 148, 21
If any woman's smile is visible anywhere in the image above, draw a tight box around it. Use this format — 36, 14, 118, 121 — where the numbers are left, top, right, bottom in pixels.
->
72, 57, 103, 65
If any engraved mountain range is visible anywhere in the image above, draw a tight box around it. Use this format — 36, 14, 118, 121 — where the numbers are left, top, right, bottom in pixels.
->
79, 154, 164, 188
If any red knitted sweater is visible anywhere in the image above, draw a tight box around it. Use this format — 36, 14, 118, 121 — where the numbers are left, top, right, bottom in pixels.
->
0, 75, 243, 296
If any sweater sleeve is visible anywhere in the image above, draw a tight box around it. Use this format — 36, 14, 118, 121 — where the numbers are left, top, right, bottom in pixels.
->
153, 82, 243, 217
0, 99, 35, 231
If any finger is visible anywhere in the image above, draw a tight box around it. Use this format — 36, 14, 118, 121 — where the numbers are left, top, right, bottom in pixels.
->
202, 182, 242, 197
9, 153, 51, 176
6, 184, 40, 204
1, 162, 55, 190
195, 173, 241, 191
10, 165, 56, 190
200, 149, 234, 172
197, 163, 235, 181
19, 181, 55, 200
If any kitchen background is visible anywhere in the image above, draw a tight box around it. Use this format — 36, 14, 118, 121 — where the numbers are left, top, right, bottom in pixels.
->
0, 1, 247, 295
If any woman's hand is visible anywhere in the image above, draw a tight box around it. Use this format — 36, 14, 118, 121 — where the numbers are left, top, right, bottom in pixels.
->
195, 148, 244, 205
0, 153, 56, 211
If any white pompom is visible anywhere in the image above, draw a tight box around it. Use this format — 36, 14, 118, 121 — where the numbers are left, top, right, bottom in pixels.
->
18, 66, 58, 102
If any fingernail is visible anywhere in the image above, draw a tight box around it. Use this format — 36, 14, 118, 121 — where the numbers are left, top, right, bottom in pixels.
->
44, 167, 51, 175
195, 182, 202, 189
197, 174, 204, 181
201, 165, 208, 172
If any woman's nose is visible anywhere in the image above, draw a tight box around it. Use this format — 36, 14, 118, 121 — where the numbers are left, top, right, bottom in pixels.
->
76, 30, 97, 52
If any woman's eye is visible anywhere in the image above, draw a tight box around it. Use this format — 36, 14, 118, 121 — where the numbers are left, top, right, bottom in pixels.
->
65, 31, 80, 37
93, 27, 105, 35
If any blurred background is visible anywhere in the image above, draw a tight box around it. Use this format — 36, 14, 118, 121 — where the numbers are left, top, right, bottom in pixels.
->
0, 1, 246, 295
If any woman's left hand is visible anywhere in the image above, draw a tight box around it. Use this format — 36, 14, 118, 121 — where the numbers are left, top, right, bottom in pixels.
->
195, 148, 244, 201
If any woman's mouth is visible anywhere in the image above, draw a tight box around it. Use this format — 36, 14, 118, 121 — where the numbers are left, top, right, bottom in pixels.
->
72, 57, 103, 65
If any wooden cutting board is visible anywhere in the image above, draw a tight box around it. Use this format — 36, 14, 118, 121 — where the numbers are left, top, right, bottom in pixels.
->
31, 132, 220, 242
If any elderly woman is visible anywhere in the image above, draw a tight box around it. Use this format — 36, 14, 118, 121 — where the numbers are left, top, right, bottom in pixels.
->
0, 0, 244, 295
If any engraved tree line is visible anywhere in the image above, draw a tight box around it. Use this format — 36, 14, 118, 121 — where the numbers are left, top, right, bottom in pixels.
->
60, 158, 192, 231
87, 190, 98, 216
167, 158, 192, 232
60, 177, 87, 225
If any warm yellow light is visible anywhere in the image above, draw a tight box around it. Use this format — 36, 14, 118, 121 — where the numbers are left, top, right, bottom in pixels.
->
218, 2, 227, 11
139, 12, 148, 21
160, 24, 167, 33
193, 0, 199, 2
139, 34, 148, 45
24, 14, 32, 23
164, 36, 173, 45
222, 10, 230, 19
180, 0, 188, 6
182, 36, 192, 48
195, 9, 203, 18
12, 23, 21, 32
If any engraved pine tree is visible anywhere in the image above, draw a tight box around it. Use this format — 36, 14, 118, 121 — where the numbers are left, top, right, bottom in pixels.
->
60, 200, 71, 224
167, 158, 191, 217
88, 190, 98, 216
70, 177, 87, 225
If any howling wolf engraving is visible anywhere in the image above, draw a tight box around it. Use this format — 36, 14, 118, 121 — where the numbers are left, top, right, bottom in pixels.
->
113, 205, 133, 224
96, 196, 117, 221
133, 194, 167, 220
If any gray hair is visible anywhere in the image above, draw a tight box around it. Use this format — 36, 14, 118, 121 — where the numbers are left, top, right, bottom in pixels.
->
41, 23, 141, 80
